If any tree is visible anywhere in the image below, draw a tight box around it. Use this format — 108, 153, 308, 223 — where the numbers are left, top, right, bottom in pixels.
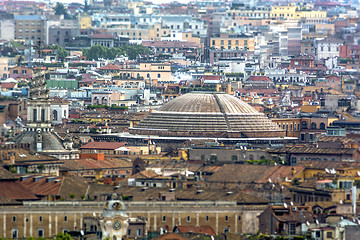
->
55, 45, 69, 61
69, 193, 75, 199
54, 3, 68, 18
82, 45, 150, 60
84, 0, 90, 12
55, 232, 73, 240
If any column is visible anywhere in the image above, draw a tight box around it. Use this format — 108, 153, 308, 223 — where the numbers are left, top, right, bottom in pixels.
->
215, 213, 218, 235
49, 214, 52, 237
3, 213, 6, 238
24, 214, 27, 237
30, 214, 33, 237
153, 213, 157, 230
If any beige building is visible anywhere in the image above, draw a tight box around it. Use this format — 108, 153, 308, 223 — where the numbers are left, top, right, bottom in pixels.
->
0, 197, 267, 238
116, 62, 172, 85
14, 15, 45, 43
0, 57, 16, 79
210, 34, 255, 51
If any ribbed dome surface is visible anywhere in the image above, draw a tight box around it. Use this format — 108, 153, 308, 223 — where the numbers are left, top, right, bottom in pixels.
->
130, 92, 285, 138
159, 93, 258, 114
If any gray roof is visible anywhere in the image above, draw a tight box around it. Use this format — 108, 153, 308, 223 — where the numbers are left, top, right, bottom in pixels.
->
14, 15, 43, 21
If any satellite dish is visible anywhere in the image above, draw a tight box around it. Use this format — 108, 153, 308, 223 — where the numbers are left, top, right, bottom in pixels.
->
268, 178, 272, 183
290, 202, 294, 206
80, 230, 84, 236
93, 212, 96, 217
325, 168, 329, 173
340, 200, 343, 204
316, 219, 319, 225
284, 203, 288, 208
306, 221, 310, 226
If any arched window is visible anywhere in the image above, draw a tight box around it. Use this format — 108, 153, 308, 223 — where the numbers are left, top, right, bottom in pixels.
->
301, 121, 308, 129
52, 110, 58, 121
311, 122, 317, 129
320, 123, 326, 130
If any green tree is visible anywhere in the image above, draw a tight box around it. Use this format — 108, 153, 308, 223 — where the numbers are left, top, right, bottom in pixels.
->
56, 45, 69, 61
37, 164, 45, 173
83, 44, 150, 60
54, 3, 68, 18
55, 232, 73, 240
84, 0, 90, 12
69, 193, 75, 199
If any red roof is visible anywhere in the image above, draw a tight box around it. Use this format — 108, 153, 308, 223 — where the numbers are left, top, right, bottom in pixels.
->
80, 142, 127, 150
0, 180, 39, 201
174, 225, 216, 236
99, 64, 121, 70
1, 82, 16, 89
18, 176, 62, 197
90, 33, 115, 39
247, 76, 272, 82
201, 75, 221, 80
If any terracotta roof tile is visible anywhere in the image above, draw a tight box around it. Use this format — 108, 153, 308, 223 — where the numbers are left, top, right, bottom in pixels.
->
174, 225, 216, 236
80, 142, 127, 150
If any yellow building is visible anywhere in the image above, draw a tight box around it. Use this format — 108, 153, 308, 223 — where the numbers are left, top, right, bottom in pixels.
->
107, 23, 170, 41
301, 104, 321, 113
79, 14, 92, 29
271, 5, 326, 20
115, 62, 172, 85
210, 34, 255, 51
271, 5, 297, 19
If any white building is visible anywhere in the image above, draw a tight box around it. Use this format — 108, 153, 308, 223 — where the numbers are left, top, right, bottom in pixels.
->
316, 38, 343, 60
50, 97, 69, 125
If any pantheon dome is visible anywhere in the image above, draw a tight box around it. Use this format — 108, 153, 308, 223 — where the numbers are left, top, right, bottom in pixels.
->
129, 92, 285, 138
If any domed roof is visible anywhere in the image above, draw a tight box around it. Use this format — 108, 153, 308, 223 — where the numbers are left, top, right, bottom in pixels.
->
130, 92, 285, 138
159, 92, 258, 114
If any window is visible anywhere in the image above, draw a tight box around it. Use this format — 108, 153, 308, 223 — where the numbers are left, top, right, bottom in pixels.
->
162, 216, 166, 222
187, 216, 191, 222
326, 232, 332, 238
289, 223, 295, 235
232, 155, 238, 161
309, 134, 314, 142
64, 216, 68, 222
320, 123, 326, 130
12, 216, 16, 222
301, 121, 308, 129
38, 229, 44, 237
12, 229, 18, 239
311, 122, 317, 129
300, 133, 305, 142
136, 229, 141, 236
157, 74, 161, 78
238, 215, 241, 221
225, 216, 228, 222
206, 216, 209, 222
39, 216, 43, 222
